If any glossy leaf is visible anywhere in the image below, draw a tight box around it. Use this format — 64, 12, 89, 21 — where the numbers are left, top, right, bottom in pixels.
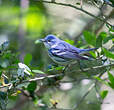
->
65, 39, 75, 45
108, 71, 114, 85
103, 36, 114, 44
108, 82, 114, 89
100, 90, 108, 99
96, 32, 107, 47
32, 69, 45, 74
103, 48, 114, 59
83, 31, 96, 46
96, 35, 103, 47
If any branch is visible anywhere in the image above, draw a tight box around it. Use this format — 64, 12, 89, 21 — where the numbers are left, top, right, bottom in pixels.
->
72, 68, 107, 110
72, 83, 95, 110
0, 74, 63, 89
24, 73, 63, 83
0, 63, 114, 89
1, 64, 112, 110
71, 63, 114, 73
38, 0, 112, 27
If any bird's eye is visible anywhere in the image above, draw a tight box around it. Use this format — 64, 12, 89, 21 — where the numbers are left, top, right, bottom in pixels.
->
48, 40, 51, 42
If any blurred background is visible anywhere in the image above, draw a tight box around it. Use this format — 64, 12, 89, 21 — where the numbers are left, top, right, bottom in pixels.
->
0, 0, 114, 110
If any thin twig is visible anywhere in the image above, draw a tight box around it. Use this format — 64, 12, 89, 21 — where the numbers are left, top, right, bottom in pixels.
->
72, 68, 107, 110
25, 74, 63, 83
95, 82, 103, 103
38, 0, 112, 27
72, 83, 95, 110
71, 63, 114, 73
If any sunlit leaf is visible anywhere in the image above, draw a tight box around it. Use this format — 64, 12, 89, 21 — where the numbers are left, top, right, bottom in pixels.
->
55, 66, 64, 71
100, 90, 108, 99
83, 31, 96, 46
96, 32, 107, 47
103, 48, 114, 59
32, 70, 45, 74
65, 39, 75, 45
108, 71, 114, 89
18, 63, 31, 76
108, 71, 114, 85
89, 51, 97, 58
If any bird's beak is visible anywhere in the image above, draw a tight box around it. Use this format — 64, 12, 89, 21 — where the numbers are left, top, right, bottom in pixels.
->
39, 39, 46, 42
35, 39, 46, 44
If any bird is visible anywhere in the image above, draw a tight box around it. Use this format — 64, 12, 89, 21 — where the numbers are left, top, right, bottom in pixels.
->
40, 35, 97, 65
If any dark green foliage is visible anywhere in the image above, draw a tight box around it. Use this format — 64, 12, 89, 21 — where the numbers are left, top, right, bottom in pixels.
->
108, 71, 114, 89
24, 53, 32, 65
103, 36, 114, 44
96, 32, 107, 47
103, 48, 114, 59
83, 31, 96, 46
27, 81, 37, 93
0, 0, 113, 109
100, 90, 108, 99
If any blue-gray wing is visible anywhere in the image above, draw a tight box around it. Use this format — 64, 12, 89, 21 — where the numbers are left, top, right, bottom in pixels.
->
49, 42, 89, 60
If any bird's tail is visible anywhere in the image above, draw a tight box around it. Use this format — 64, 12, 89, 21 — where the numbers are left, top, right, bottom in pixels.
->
79, 48, 97, 54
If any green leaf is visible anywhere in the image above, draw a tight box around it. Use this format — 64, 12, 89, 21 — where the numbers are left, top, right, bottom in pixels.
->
24, 53, 32, 65
108, 82, 114, 89
55, 66, 64, 71
65, 39, 75, 45
0, 71, 2, 78
94, 76, 103, 82
100, 90, 108, 99
103, 48, 114, 59
103, 36, 114, 44
83, 31, 96, 46
109, 25, 114, 32
89, 51, 97, 58
96, 32, 107, 47
99, 32, 107, 38
96, 35, 103, 47
106, 24, 114, 32
76, 2, 80, 5
108, 71, 114, 89
32, 69, 45, 74
27, 81, 37, 93
108, 71, 114, 85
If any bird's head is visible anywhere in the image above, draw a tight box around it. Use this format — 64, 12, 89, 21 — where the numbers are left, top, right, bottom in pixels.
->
40, 35, 59, 49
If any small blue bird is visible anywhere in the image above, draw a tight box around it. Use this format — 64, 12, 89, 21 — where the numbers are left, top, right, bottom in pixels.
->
40, 35, 97, 65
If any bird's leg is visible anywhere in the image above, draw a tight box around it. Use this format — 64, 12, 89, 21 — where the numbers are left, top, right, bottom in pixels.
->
77, 60, 85, 72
